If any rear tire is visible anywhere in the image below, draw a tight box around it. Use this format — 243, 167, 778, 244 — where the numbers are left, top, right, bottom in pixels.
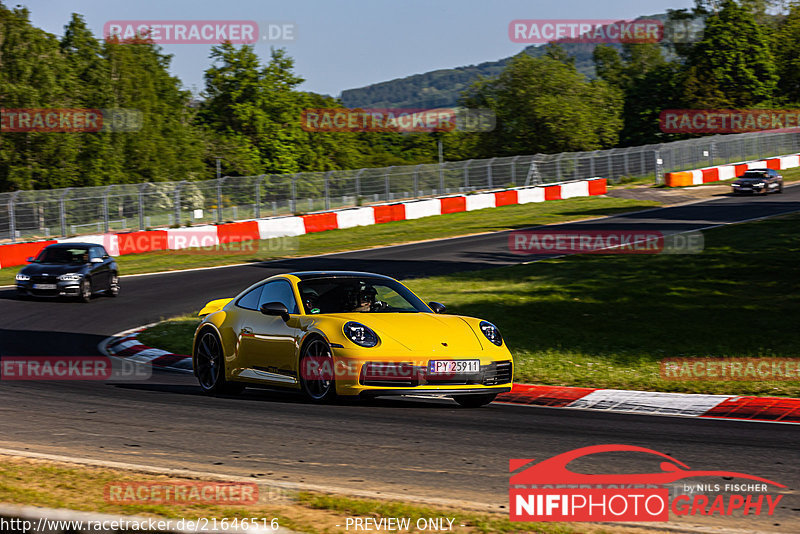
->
777, 183, 784, 194
299, 336, 337, 403
454, 393, 498, 408
194, 329, 244, 395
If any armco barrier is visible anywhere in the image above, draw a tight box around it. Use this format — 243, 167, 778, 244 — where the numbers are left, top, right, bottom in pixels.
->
665, 153, 800, 186
0, 178, 607, 269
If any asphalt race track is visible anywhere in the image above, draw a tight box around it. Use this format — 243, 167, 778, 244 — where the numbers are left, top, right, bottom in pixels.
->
1, 188, 799, 532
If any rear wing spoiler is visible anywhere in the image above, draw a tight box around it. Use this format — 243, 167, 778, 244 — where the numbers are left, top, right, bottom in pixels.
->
198, 298, 233, 316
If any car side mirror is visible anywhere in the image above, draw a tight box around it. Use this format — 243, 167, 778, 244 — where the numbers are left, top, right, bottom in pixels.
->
26, 257, 35, 263
260, 302, 290, 321
429, 301, 446, 314
90, 257, 103, 263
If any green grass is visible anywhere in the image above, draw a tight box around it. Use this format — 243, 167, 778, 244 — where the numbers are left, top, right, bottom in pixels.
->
404, 213, 800, 397
0, 196, 657, 287
137, 314, 199, 355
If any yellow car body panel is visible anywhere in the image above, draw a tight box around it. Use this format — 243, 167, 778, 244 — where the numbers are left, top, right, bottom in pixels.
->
192, 272, 513, 398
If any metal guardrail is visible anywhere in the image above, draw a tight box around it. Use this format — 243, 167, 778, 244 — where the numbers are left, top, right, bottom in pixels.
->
1, 128, 799, 243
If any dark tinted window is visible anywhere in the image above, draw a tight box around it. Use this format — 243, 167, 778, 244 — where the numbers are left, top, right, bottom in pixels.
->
36, 246, 90, 264
236, 285, 264, 311
258, 280, 299, 314
89, 247, 103, 260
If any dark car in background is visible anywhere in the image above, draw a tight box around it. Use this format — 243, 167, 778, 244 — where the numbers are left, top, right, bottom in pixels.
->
731, 168, 784, 195
16, 243, 120, 302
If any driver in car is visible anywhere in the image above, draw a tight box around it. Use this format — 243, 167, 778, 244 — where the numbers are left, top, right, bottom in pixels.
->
352, 285, 378, 312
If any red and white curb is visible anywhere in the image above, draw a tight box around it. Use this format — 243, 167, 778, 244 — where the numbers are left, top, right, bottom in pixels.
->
100, 331, 800, 423
499, 384, 800, 424
100, 327, 192, 373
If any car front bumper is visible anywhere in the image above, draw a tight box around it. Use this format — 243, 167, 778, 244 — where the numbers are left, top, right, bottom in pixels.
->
16, 281, 82, 298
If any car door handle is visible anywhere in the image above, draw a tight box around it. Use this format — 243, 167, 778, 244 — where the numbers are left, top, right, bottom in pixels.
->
241, 327, 253, 335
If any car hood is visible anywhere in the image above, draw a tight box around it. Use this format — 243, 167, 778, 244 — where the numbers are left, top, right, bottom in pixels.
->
19, 263, 87, 276
344, 313, 486, 353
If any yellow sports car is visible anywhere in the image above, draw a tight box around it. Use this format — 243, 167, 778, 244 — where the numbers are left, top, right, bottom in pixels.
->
193, 271, 513, 407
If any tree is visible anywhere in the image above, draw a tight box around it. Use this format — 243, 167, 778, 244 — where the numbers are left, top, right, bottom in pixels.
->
461, 53, 622, 157
681, 0, 778, 108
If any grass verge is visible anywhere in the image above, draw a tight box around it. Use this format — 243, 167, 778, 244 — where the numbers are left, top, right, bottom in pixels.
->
141, 213, 800, 397
0, 454, 637, 534
0, 196, 657, 287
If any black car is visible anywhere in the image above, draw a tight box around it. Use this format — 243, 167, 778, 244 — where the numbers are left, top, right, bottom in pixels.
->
16, 243, 120, 302
731, 168, 784, 195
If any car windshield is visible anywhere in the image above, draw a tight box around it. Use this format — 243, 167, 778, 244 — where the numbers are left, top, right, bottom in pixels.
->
35, 247, 90, 264
298, 277, 430, 314
742, 172, 768, 178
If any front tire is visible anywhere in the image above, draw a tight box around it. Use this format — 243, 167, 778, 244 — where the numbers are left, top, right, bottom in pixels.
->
454, 393, 498, 408
299, 336, 337, 403
194, 329, 244, 395
107, 273, 120, 297
79, 278, 92, 303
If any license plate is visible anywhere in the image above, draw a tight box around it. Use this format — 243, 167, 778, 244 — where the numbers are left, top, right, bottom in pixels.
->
429, 360, 480, 374
33, 283, 57, 290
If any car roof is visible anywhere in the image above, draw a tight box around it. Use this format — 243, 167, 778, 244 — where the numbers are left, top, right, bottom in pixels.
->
289, 271, 394, 281
44, 242, 101, 249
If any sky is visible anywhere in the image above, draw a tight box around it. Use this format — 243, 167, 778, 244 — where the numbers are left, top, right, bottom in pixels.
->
18, 0, 695, 97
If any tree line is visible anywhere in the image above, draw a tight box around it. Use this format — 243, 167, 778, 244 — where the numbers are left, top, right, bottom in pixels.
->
1, 0, 799, 192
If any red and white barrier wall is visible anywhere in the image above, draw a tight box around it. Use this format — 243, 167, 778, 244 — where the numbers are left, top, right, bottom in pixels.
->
665, 153, 800, 187
0, 178, 607, 269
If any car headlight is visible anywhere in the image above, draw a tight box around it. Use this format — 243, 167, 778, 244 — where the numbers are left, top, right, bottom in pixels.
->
15, 274, 30, 281
57, 273, 83, 281
755, 182, 765, 186
343, 321, 379, 347
480, 321, 503, 346
731, 183, 740, 187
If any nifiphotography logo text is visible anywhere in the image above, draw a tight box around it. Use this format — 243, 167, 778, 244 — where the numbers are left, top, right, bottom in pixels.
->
510, 445, 785, 522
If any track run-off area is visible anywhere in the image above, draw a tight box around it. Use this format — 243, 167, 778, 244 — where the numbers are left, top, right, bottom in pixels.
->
0, 187, 799, 532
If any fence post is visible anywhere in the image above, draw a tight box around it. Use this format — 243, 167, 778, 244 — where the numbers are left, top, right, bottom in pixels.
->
137, 184, 152, 231
511, 155, 520, 185
589, 151, 597, 178
103, 185, 113, 233
655, 146, 663, 185
290, 176, 297, 214
174, 181, 184, 226
623, 148, 630, 177
385, 166, 393, 201
439, 162, 445, 193
8, 191, 19, 242
216, 176, 226, 223
413, 164, 422, 198
464, 159, 473, 190
355, 168, 365, 201
59, 188, 71, 237
255, 175, 265, 219
324, 171, 332, 210
487, 157, 496, 188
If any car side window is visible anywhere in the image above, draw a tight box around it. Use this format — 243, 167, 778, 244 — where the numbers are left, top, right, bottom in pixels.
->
236, 285, 264, 311
89, 247, 103, 261
258, 280, 299, 314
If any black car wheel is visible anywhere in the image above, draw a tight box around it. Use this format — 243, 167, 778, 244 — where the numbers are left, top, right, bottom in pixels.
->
778, 183, 784, 193
454, 393, 498, 408
299, 336, 337, 403
79, 278, 92, 302
108, 273, 120, 297
194, 329, 244, 395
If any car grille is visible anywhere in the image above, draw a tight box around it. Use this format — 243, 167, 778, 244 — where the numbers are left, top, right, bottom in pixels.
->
359, 360, 513, 387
